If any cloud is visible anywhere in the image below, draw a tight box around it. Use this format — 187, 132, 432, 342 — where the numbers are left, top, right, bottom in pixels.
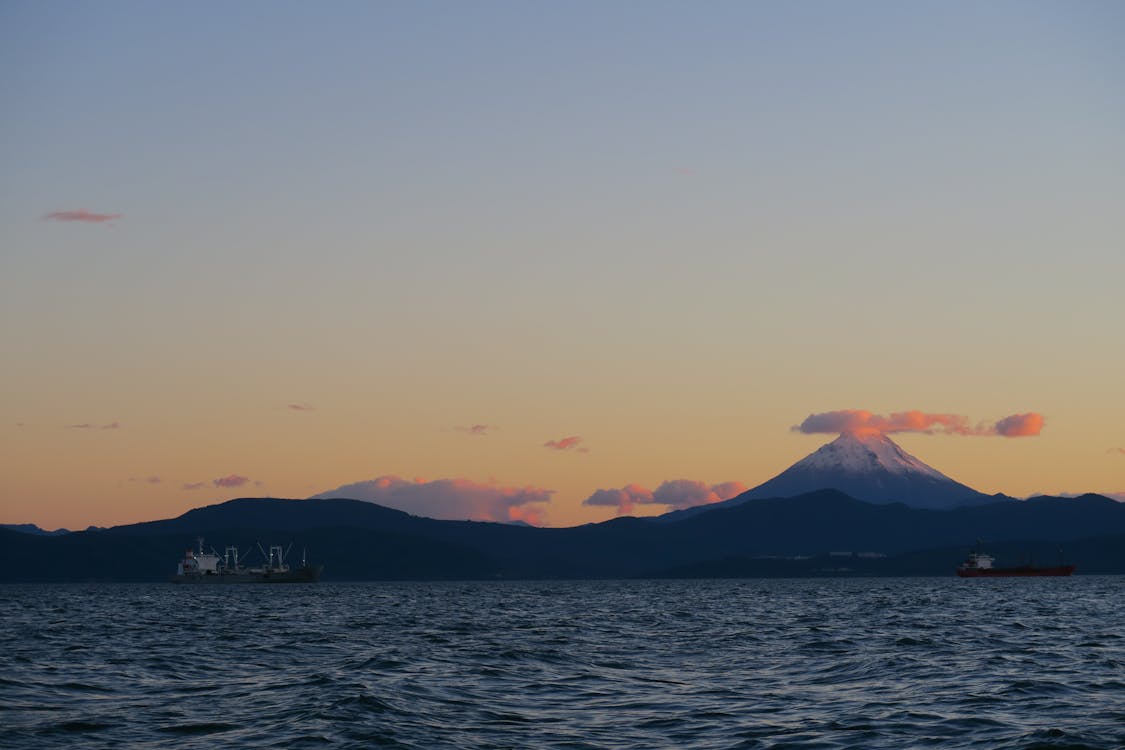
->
652, 479, 746, 510
506, 504, 546, 526
991, 412, 1044, 437
583, 484, 654, 515
456, 424, 495, 436
653, 479, 748, 510
1108, 448, 1125, 456
792, 409, 1045, 437
310, 476, 553, 524
583, 480, 745, 515
67, 421, 120, 430
287, 403, 315, 412
182, 482, 206, 491
44, 209, 122, 223
129, 476, 161, 484
544, 435, 588, 452
213, 474, 251, 488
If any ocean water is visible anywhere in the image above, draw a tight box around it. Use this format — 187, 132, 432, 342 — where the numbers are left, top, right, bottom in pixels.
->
1, 578, 1122, 749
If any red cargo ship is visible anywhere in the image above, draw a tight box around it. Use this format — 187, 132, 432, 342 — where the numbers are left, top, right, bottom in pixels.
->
956, 547, 1075, 577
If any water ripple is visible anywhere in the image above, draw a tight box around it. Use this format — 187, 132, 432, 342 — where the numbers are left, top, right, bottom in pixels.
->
1, 577, 1123, 749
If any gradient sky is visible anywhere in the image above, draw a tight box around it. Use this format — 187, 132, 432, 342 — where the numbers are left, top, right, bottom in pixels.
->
3, 1, 1123, 529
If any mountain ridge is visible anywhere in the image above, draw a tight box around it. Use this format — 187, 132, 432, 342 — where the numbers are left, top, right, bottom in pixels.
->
660, 431, 994, 521
4, 491, 1125, 582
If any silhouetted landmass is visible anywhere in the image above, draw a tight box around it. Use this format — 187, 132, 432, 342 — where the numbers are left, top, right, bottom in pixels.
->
1, 523, 71, 536
2, 491, 1124, 582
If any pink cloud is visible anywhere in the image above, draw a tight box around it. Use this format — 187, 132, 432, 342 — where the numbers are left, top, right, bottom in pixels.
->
583, 484, 654, 515
992, 412, 1044, 437
310, 475, 553, 524
182, 482, 206, 491
213, 474, 251, 488
43, 209, 122, 223
67, 423, 94, 430
287, 403, 315, 412
1110, 448, 1125, 456
583, 480, 745, 515
793, 409, 1045, 437
543, 435, 588, 452
507, 504, 546, 527
457, 424, 495, 436
652, 479, 747, 510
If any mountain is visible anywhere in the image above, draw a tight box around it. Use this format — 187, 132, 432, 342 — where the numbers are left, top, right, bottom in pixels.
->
4, 491, 1125, 582
0, 523, 71, 536
661, 431, 994, 521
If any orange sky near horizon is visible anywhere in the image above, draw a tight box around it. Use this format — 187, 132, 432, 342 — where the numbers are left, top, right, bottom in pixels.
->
3, 3, 1123, 530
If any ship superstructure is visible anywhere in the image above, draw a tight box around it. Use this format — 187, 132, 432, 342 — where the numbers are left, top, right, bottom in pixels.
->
172, 537, 322, 583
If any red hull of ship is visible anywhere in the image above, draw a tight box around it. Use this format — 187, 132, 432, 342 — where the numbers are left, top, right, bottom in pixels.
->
957, 565, 1075, 578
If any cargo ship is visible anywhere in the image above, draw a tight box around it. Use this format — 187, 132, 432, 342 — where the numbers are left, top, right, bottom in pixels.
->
171, 538, 323, 583
956, 546, 1074, 578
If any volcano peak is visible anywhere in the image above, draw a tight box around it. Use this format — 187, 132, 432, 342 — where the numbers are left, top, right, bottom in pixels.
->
661, 431, 994, 521
797, 430, 950, 481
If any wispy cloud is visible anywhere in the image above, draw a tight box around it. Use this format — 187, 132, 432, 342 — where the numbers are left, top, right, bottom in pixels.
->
1108, 448, 1125, 456
543, 435, 588, 453
793, 409, 1045, 437
287, 403, 315, 412
456, 424, 495, 436
43, 209, 122, 223
213, 474, 251, 488
182, 482, 206, 491
583, 480, 745, 515
310, 476, 553, 525
67, 421, 121, 430
129, 476, 162, 484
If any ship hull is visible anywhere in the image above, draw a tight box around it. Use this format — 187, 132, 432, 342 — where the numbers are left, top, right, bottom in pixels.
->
957, 565, 1074, 578
170, 564, 324, 584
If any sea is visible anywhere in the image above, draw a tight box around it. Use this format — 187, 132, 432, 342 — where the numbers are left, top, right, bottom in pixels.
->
1, 577, 1122, 750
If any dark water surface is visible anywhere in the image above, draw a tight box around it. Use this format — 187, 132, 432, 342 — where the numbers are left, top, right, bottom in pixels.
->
2, 577, 1122, 749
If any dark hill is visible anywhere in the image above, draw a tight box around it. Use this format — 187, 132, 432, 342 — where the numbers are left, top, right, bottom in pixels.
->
3, 492, 1124, 581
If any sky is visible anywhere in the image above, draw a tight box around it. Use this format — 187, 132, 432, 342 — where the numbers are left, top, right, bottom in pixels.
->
2, 1, 1123, 530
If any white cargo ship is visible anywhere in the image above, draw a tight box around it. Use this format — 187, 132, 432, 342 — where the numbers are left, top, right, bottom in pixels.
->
171, 538, 323, 583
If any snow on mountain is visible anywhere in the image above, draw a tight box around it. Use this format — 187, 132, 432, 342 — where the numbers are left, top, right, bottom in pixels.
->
792, 430, 950, 480
659, 431, 997, 521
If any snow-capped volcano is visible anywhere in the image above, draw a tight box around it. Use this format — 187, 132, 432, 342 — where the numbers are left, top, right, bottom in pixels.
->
661, 431, 996, 521
792, 430, 954, 482
743, 430, 991, 509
